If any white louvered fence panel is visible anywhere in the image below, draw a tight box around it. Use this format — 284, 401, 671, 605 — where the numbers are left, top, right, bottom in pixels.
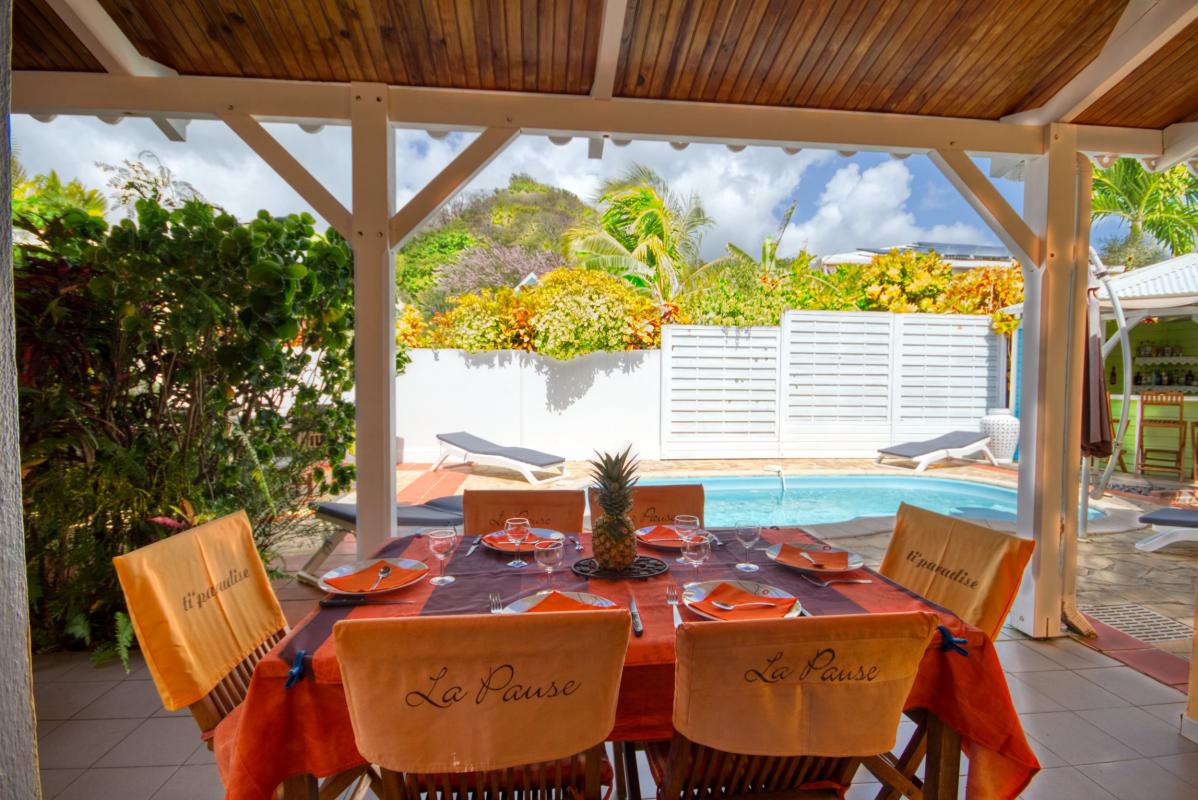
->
660, 326, 782, 458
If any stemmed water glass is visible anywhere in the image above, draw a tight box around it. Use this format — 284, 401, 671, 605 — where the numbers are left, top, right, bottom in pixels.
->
504, 517, 531, 569
681, 532, 711, 572
427, 529, 459, 586
534, 539, 564, 595
735, 527, 760, 572
673, 514, 700, 565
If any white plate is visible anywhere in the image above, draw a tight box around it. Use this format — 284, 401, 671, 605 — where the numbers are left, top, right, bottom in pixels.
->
681, 580, 802, 620
500, 591, 616, 614
480, 527, 565, 553
764, 543, 864, 575
318, 558, 429, 596
634, 525, 689, 550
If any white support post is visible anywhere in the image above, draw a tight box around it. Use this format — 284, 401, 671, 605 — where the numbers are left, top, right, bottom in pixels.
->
929, 148, 1043, 267
350, 83, 397, 558
44, 0, 189, 140
1011, 124, 1089, 637
219, 112, 352, 237
591, 0, 629, 100
1155, 122, 1198, 172
388, 127, 518, 248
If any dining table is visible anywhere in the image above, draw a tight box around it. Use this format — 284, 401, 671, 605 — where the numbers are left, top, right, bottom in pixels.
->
219, 526, 1040, 800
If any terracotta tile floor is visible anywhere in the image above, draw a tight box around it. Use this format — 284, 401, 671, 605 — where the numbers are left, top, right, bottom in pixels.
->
32, 458, 1198, 799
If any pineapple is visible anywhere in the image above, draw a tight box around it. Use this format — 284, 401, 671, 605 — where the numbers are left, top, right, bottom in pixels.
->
589, 447, 640, 572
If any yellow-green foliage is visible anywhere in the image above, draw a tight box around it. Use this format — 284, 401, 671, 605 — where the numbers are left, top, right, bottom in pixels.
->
525, 269, 657, 360
430, 288, 520, 352
858, 249, 954, 312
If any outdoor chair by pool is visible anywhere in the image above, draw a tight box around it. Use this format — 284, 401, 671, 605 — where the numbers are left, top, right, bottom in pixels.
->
644, 612, 937, 800
875, 431, 998, 472
432, 430, 569, 484
587, 483, 705, 528
463, 488, 586, 535
1135, 506, 1198, 552
872, 503, 1034, 800
113, 511, 368, 797
334, 610, 631, 800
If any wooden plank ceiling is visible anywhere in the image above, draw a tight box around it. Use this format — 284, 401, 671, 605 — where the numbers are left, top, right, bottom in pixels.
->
10, 0, 1198, 129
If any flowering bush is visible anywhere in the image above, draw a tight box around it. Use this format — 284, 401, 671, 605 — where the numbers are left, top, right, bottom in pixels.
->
434, 244, 561, 298
857, 249, 954, 312
937, 264, 1023, 334
525, 269, 658, 359
428, 288, 520, 352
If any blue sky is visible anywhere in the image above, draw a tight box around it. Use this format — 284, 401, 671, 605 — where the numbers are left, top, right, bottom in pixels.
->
13, 114, 1122, 260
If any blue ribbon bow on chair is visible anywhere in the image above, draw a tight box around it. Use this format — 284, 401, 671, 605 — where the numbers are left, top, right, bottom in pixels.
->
285, 650, 307, 688
937, 626, 969, 657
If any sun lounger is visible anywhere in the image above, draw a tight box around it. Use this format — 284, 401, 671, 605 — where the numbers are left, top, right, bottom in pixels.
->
1135, 507, 1198, 552
431, 431, 569, 484
876, 431, 998, 472
297, 497, 465, 587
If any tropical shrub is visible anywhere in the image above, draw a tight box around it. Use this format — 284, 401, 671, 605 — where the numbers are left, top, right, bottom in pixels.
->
938, 264, 1024, 334
15, 183, 361, 657
855, 249, 954, 312
428, 288, 521, 352
1092, 159, 1198, 257
525, 269, 658, 359
432, 244, 561, 301
395, 226, 479, 302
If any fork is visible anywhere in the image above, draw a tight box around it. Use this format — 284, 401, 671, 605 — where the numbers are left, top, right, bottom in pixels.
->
666, 585, 682, 628
801, 574, 873, 589
489, 592, 503, 614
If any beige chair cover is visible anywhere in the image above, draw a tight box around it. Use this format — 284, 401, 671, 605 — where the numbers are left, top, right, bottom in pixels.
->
113, 511, 286, 710
334, 610, 631, 773
673, 613, 936, 758
462, 489, 586, 535
587, 484, 705, 528
880, 503, 1035, 639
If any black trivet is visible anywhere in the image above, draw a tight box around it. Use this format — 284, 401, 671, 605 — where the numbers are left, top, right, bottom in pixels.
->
571, 556, 669, 580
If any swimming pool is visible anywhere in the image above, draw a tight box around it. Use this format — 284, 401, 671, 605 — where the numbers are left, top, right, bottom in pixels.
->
635, 475, 1105, 527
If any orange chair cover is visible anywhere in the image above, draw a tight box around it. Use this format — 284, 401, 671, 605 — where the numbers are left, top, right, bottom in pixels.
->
880, 503, 1035, 639
674, 612, 937, 758
462, 489, 586, 535
113, 511, 286, 710
588, 484, 705, 528
333, 610, 631, 773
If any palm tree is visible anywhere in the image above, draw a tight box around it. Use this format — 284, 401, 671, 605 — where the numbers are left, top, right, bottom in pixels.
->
13, 168, 108, 216
1092, 158, 1198, 258
565, 164, 714, 305
722, 202, 798, 276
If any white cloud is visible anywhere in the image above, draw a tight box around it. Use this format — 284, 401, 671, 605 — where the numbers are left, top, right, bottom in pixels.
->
785, 159, 992, 255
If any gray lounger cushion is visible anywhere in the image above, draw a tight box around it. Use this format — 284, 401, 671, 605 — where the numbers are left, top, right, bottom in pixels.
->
436, 431, 564, 468
1139, 507, 1198, 528
878, 431, 989, 459
316, 498, 464, 528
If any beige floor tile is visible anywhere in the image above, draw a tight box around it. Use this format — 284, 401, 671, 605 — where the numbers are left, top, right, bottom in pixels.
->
39, 769, 84, 800
1076, 707, 1198, 758
1024, 735, 1067, 768
186, 743, 216, 765
96, 718, 205, 768
1021, 638, 1122, 670
1074, 667, 1189, 707
1009, 671, 1129, 711
54, 766, 176, 800
1153, 752, 1198, 787
149, 764, 224, 800
1019, 766, 1117, 800
996, 641, 1064, 672
1140, 702, 1190, 728
34, 680, 119, 720
1079, 758, 1198, 800
1003, 673, 1067, 714
845, 783, 882, 799
75, 679, 167, 720
38, 718, 142, 769
1019, 712, 1139, 765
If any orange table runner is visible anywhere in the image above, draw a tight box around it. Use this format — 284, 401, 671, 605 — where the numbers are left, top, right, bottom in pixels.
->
221, 528, 1039, 800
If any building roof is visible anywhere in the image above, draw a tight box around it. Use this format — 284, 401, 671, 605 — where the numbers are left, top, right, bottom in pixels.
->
1096, 252, 1198, 309
822, 242, 1014, 269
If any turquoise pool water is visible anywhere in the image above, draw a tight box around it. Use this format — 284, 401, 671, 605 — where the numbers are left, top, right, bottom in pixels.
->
635, 475, 1105, 527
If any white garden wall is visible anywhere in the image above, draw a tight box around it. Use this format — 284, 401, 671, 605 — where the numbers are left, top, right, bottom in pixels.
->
395, 349, 662, 462
395, 312, 1005, 463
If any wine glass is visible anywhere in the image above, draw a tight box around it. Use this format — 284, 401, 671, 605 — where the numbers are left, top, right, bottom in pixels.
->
504, 517, 531, 569
673, 514, 700, 565
681, 532, 711, 572
427, 529, 458, 586
735, 527, 760, 572
534, 539, 565, 595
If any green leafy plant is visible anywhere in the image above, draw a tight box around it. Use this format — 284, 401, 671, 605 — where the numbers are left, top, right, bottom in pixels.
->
524, 268, 657, 359
1092, 158, 1198, 258
15, 173, 364, 658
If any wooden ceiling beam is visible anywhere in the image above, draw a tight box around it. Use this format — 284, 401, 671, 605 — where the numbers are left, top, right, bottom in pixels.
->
1003, 0, 1198, 125
12, 69, 1166, 158
44, 0, 189, 141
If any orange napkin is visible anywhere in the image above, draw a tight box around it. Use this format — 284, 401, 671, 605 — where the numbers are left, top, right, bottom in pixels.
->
325, 561, 428, 593
527, 592, 599, 613
691, 582, 795, 620
482, 531, 538, 553
776, 544, 850, 571
638, 525, 686, 545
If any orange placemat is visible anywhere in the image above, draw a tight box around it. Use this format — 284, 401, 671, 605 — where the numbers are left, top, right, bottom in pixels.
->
690, 582, 795, 620
776, 544, 849, 571
527, 592, 601, 613
325, 561, 427, 593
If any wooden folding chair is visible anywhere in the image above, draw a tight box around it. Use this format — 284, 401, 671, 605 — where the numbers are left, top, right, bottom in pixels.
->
113, 511, 368, 799
334, 610, 631, 800
645, 613, 937, 800
587, 483, 705, 528
462, 489, 586, 535
1137, 391, 1186, 479
872, 504, 1035, 800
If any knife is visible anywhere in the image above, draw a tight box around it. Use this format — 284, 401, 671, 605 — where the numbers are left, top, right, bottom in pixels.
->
464, 535, 483, 557
319, 596, 416, 608
629, 597, 644, 637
